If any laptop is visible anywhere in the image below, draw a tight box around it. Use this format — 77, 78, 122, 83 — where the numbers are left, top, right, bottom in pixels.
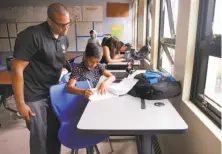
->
111, 72, 129, 83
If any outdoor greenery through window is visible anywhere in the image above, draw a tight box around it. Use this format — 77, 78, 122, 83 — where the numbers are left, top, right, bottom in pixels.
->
191, 0, 221, 128
158, 0, 178, 75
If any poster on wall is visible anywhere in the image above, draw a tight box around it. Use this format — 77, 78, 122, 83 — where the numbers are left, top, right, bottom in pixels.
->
82, 6, 103, 21
73, 6, 82, 21
111, 24, 124, 40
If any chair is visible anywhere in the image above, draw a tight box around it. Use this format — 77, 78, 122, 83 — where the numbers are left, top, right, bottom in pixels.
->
50, 82, 110, 153
69, 55, 83, 68
61, 72, 71, 83
59, 69, 69, 82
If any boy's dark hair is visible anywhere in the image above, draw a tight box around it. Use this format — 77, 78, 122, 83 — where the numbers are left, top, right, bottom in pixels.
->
103, 37, 121, 58
89, 30, 94, 34
85, 43, 103, 59
101, 37, 109, 46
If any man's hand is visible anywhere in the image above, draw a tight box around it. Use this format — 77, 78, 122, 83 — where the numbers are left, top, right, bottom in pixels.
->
98, 81, 108, 95
84, 89, 94, 98
18, 104, 35, 121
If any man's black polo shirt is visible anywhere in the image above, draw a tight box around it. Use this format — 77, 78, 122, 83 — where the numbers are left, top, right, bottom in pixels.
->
13, 22, 69, 102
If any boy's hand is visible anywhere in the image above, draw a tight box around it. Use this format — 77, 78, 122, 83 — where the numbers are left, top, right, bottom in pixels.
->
98, 81, 108, 95
84, 89, 94, 98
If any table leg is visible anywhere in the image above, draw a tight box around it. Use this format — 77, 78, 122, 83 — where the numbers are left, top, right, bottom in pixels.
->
71, 150, 74, 154
86, 147, 94, 154
94, 145, 100, 154
141, 135, 152, 154
136, 135, 142, 154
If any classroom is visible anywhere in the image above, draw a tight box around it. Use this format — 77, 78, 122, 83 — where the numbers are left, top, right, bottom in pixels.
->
0, 0, 221, 154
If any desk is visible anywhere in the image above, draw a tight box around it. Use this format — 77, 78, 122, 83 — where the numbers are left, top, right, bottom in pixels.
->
0, 69, 12, 84
106, 60, 140, 70
77, 70, 188, 154
99, 70, 146, 82
0, 69, 17, 114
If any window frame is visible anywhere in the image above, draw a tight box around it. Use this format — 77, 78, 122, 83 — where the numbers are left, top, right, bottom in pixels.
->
157, 0, 177, 75
146, 0, 152, 61
190, 0, 221, 128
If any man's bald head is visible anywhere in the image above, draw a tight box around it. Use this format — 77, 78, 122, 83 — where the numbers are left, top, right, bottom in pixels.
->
47, 3, 69, 21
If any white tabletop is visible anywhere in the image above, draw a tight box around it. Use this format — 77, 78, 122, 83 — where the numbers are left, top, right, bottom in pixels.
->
77, 95, 188, 134
99, 70, 146, 83
107, 60, 140, 66
78, 70, 188, 135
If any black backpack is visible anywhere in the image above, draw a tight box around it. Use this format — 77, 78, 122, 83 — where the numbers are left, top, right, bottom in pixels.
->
124, 46, 149, 61
134, 46, 149, 60
128, 71, 181, 100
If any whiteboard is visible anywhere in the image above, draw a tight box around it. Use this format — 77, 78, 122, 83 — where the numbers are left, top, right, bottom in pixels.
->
0, 8, 8, 20
8, 23, 17, 37
0, 6, 106, 53
73, 6, 82, 21
0, 7, 17, 21
82, 6, 103, 21
0, 24, 8, 37
0, 39, 10, 52
67, 6, 73, 17
77, 37, 88, 52
10, 38, 16, 51
67, 24, 76, 51
67, 6, 82, 21
0, 7, 45, 22
94, 22, 103, 36
15, 7, 34, 22
76, 22, 92, 36
33, 7, 47, 22
17, 23, 37, 34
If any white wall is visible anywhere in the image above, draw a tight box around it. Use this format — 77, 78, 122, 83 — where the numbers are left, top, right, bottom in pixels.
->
0, 0, 133, 65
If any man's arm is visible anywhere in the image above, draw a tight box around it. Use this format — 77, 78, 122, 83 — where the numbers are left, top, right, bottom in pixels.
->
66, 78, 94, 98
12, 27, 38, 120
11, 59, 35, 120
11, 59, 29, 106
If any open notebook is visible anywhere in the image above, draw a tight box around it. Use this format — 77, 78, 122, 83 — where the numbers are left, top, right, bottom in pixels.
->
89, 78, 138, 101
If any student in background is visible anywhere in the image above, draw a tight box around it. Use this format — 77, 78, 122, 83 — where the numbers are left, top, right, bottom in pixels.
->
67, 43, 115, 98
100, 37, 126, 64
87, 30, 101, 46
119, 42, 133, 53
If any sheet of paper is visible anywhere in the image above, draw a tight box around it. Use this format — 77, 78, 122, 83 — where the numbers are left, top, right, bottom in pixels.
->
108, 78, 138, 95
90, 78, 138, 101
89, 91, 118, 102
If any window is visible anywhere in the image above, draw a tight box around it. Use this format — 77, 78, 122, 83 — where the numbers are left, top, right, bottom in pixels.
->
132, 0, 138, 48
158, 0, 178, 75
146, 0, 152, 61
191, 0, 221, 128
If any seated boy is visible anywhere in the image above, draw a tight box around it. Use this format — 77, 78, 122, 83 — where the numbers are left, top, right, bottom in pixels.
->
66, 43, 115, 98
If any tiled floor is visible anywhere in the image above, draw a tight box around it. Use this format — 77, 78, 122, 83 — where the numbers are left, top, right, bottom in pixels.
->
0, 97, 138, 154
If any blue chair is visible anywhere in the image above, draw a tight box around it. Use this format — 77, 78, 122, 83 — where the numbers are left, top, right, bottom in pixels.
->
61, 72, 71, 83
69, 55, 83, 68
50, 82, 110, 153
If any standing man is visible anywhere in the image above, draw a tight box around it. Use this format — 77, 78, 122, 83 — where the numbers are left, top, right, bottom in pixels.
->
11, 3, 71, 154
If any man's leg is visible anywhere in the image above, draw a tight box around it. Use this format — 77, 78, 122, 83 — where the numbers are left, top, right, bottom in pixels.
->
46, 99, 61, 154
27, 99, 49, 154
